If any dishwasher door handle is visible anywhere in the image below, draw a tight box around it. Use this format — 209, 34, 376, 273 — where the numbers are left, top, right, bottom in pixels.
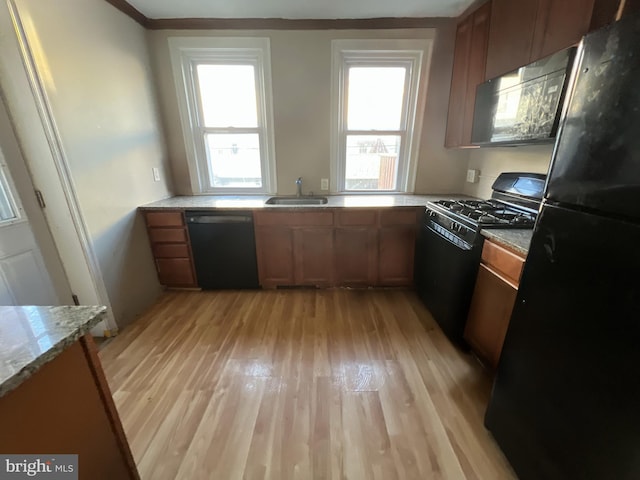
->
187, 215, 253, 224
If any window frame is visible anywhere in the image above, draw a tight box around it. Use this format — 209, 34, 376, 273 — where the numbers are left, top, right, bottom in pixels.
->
169, 37, 277, 194
0, 153, 23, 227
330, 39, 432, 194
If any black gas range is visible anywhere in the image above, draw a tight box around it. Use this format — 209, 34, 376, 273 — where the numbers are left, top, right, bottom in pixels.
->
425, 175, 543, 249
414, 172, 546, 346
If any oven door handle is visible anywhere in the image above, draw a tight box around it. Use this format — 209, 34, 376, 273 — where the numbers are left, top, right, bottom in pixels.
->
425, 224, 474, 251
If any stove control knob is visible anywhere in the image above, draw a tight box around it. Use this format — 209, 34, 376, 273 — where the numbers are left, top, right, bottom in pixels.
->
428, 210, 438, 218
450, 222, 462, 232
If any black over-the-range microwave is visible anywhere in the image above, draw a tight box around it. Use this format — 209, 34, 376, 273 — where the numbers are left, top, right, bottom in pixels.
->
471, 47, 577, 147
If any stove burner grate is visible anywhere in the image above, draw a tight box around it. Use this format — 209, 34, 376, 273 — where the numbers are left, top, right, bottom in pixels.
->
432, 199, 536, 227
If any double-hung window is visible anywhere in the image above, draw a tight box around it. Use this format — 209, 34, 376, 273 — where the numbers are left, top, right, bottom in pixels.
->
170, 37, 276, 194
331, 40, 431, 192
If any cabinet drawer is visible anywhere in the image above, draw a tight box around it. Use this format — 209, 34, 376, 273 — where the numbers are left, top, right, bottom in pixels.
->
145, 211, 184, 227
156, 258, 195, 286
337, 210, 378, 226
152, 243, 190, 258
148, 228, 188, 244
481, 240, 525, 285
380, 209, 419, 226
255, 211, 334, 226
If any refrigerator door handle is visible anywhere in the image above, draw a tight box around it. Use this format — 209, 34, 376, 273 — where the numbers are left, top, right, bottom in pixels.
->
543, 233, 557, 263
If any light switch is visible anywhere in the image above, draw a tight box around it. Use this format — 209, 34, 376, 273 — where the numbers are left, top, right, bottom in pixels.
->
321, 178, 329, 190
152, 167, 160, 182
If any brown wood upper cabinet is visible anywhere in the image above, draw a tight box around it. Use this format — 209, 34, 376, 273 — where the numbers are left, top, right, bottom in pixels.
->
446, 0, 628, 147
485, 0, 609, 80
445, 1, 491, 148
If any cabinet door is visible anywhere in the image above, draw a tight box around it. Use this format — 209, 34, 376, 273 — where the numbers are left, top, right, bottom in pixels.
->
531, 0, 595, 59
255, 226, 295, 287
335, 228, 378, 286
156, 258, 196, 287
294, 228, 334, 286
464, 264, 517, 368
378, 226, 416, 286
445, 15, 473, 148
463, 2, 492, 143
485, 0, 540, 79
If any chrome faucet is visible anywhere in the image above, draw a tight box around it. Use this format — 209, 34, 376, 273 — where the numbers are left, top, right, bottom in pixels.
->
295, 177, 303, 197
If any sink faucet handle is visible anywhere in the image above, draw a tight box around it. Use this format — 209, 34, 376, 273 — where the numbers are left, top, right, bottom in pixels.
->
295, 177, 302, 184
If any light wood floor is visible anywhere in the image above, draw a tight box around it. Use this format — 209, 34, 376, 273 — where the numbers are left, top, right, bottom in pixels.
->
100, 289, 515, 480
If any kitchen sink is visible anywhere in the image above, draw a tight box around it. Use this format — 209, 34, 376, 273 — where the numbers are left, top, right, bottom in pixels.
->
265, 196, 328, 205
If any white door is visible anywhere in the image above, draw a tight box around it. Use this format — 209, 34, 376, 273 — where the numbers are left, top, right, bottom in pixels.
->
0, 145, 58, 305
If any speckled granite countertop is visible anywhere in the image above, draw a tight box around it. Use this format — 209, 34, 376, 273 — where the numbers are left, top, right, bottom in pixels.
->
481, 229, 533, 256
0, 305, 107, 398
140, 194, 471, 210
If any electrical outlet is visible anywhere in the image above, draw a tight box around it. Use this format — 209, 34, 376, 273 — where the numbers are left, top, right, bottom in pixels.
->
321, 178, 329, 191
152, 167, 160, 182
466, 169, 480, 183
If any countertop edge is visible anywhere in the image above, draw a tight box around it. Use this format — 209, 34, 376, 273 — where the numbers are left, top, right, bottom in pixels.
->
138, 194, 473, 211
480, 229, 532, 257
0, 307, 107, 399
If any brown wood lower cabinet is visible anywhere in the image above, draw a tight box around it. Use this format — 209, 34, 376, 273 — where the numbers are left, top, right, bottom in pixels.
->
255, 212, 331, 288
294, 227, 334, 286
156, 258, 197, 286
143, 207, 420, 289
0, 336, 139, 480
334, 209, 379, 286
142, 209, 197, 288
334, 227, 378, 286
464, 239, 525, 369
378, 209, 419, 286
254, 207, 420, 288
378, 226, 416, 286
464, 264, 518, 368
255, 226, 295, 287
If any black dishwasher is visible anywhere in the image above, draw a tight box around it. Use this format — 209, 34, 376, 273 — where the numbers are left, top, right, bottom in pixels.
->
185, 210, 259, 289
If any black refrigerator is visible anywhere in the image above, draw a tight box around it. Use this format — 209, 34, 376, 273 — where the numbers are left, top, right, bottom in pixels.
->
485, 13, 640, 480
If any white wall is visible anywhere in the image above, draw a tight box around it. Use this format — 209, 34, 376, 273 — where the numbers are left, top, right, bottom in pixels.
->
12, 0, 173, 328
464, 145, 553, 198
148, 22, 470, 196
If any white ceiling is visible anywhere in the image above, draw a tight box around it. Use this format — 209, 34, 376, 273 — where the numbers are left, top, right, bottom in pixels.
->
126, 0, 475, 20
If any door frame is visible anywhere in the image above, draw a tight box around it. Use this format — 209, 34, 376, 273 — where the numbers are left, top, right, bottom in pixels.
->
0, 97, 69, 305
0, 0, 117, 334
